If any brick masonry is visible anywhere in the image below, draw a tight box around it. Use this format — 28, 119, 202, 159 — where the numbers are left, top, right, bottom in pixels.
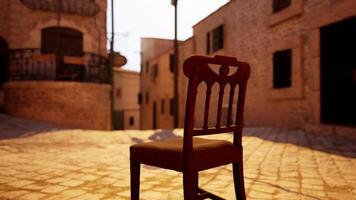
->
4, 81, 111, 130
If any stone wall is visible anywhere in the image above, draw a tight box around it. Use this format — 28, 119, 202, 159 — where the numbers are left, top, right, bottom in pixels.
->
4, 81, 111, 130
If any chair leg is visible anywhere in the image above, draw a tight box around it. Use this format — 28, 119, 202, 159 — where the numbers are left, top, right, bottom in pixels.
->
183, 170, 198, 200
130, 160, 140, 200
233, 162, 246, 200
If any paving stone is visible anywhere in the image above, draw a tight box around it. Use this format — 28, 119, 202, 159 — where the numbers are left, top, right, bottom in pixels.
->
59, 189, 86, 198
79, 174, 99, 181
41, 185, 67, 193
0, 190, 29, 199
46, 177, 69, 184
23, 183, 49, 191
6, 180, 34, 188
59, 180, 84, 187
72, 193, 105, 200
17, 192, 46, 200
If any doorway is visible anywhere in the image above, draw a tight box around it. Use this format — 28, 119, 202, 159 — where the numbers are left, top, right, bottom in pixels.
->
41, 27, 84, 81
41, 26, 83, 56
0, 37, 8, 87
153, 102, 157, 129
321, 16, 356, 126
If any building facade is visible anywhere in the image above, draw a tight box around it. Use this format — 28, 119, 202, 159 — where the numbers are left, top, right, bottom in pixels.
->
142, 0, 356, 135
0, 0, 112, 130
113, 69, 140, 130
140, 38, 175, 129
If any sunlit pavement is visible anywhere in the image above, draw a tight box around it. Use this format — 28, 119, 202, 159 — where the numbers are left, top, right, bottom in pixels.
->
0, 114, 355, 200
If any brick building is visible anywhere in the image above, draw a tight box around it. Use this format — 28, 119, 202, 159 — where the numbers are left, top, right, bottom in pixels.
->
113, 68, 140, 130
141, 0, 356, 134
0, 0, 112, 130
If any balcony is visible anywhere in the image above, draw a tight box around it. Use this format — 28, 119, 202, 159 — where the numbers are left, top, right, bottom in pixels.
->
20, 0, 100, 16
7, 48, 109, 84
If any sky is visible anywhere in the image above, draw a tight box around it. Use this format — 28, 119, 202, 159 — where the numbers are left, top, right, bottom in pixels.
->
107, 0, 230, 71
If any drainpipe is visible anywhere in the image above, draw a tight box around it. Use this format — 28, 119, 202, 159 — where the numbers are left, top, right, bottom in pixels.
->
109, 0, 115, 130
171, 0, 179, 128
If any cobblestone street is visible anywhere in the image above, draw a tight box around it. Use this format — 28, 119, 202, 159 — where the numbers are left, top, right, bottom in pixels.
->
0, 114, 355, 200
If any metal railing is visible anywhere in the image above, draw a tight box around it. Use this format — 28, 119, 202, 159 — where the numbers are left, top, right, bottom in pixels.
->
7, 48, 109, 84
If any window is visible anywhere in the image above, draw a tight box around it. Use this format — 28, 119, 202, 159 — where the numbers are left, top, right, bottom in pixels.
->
0, 37, 8, 86
273, 49, 292, 88
269, 0, 303, 26
212, 25, 224, 52
170, 98, 174, 115
146, 92, 149, 104
152, 64, 158, 79
146, 61, 149, 73
129, 116, 134, 126
138, 93, 142, 104
169, 54, 174, 72
273, 0, 291, 13
116, 88, 121, 98
161, 99, 165, 114
206, 25, 224, 54
206, 32, 211, 54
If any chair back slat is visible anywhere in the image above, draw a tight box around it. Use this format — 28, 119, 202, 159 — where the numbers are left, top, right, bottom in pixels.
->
203, 86, 212, 130
183, 55, 250, 144
215, 83, 226, 128
226, 85, 235, 127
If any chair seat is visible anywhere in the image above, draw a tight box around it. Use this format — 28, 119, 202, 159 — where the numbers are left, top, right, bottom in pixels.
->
130, 137, 241, 172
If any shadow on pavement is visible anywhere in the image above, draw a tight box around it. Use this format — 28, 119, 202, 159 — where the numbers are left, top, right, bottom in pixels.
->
148, 129, 179, 141
0, 114, 63, 140
130, 129, 179, 145
243, 127, 356, 159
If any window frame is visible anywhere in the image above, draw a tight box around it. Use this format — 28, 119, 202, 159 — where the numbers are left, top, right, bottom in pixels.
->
269, 36, 303, 100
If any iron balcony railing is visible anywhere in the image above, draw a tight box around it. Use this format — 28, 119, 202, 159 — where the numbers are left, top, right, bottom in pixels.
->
7, 48, 110, 84
20, 0, 100, 16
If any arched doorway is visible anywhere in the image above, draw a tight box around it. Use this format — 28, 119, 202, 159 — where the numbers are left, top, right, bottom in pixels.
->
41, 26, 85, 81
0, 37, 8, 87
41, 26, 83, 56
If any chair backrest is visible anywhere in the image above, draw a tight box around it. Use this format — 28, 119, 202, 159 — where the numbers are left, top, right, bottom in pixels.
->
183, 55, 250, 147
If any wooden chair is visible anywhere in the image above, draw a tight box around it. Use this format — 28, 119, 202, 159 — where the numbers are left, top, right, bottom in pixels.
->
130, 55, 250, 200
